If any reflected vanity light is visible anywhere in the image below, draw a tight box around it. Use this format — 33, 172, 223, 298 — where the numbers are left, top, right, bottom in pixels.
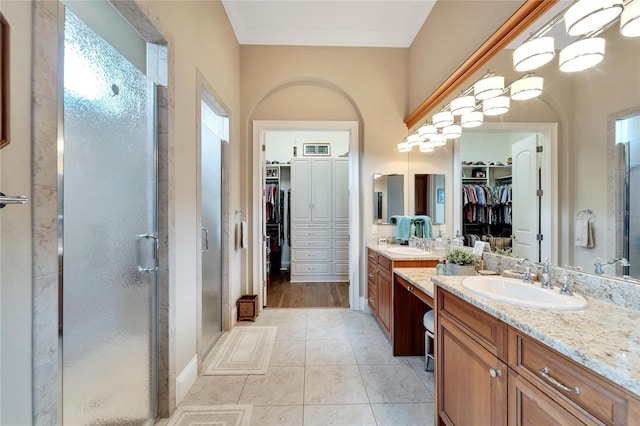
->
461, 111, 483, 128
418, 123, 437, 138
482, 96, 510, 116
564, 0, 623, 36
419, 142, 435, 153
433, 111, 454, 128
407, 133, 422, 147
621, 0, 640, 37
513, 37, 555, 72
559, 37, 606, 72
450, 96, 476, 116
429, 133, 447, 146
398, 140, 412, 152
443, 124, 462, 139
474, 75, 505, 101
510, 75, 544, 101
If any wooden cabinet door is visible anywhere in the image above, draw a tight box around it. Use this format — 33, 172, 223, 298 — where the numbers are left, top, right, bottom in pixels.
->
377, 268, 392, 336
508, 369, 588, 426
438, 315, 507, 426
367, 259, 377, 314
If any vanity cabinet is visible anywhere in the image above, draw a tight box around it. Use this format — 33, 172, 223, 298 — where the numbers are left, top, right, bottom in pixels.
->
436, 287, 640, 426
367, 248, 437, 339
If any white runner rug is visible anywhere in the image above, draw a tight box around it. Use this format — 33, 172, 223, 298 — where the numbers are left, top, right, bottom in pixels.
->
167, 405, 252, 426
204, 326, 277, 375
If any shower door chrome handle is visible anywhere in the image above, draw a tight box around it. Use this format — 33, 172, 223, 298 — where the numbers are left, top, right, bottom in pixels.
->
202, 226, 209, 253
0, 192, 29, 208
136, 233, 158, 272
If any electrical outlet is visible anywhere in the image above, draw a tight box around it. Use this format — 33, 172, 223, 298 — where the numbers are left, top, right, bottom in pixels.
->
378, 237, 388, 245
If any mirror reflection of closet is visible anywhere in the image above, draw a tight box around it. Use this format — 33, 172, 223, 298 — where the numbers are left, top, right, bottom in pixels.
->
373, 173, 404, 223
414, 174, 445, 224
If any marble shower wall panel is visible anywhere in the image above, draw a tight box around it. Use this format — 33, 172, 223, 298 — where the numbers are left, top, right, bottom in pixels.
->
32, 1, 60, 424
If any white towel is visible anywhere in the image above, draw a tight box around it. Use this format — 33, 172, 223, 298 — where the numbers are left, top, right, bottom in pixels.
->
240, 221, 248, 249
575, 218, 595, 248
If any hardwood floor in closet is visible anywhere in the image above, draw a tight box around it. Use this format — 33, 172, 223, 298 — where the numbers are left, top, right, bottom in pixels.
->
267, 272, 349, 308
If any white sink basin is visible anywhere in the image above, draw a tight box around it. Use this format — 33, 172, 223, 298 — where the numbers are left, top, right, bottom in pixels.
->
385, 246, 425, 255
461, 276, 587, 311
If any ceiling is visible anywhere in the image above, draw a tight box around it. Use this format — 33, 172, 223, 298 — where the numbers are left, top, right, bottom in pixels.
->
221, 0, 437, 48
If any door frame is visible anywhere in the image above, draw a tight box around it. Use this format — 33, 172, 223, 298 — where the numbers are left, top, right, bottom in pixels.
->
452, 122, 558, 264
196, 75, 231, 370
252, 120, 360, 310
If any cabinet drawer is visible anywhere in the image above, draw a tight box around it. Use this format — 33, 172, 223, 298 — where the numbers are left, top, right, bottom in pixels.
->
378, 254, 392, 273
292, 262, 330, 275
291, 239, 330, 249
332, 228, 349, 239
367, 249, 378, 263
292, 249, 330, 262
437, 288, 507, 359
509, 328, 632, 425
333, 262, 349, 274
334, 239, 349, 248
333, 250, 349, 261
291, 221, 330, 229
292, 228, 331, 239
334, 221, 349, 228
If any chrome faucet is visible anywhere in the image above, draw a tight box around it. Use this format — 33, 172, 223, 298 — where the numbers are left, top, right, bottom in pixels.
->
558, 276, 574, 296
540, 258, 553, 289
516, 258, 537, 285
594, 257, 630, 275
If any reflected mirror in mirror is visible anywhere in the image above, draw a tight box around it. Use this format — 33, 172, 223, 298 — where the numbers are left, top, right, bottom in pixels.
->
373, 173, 404, 223
410, 2, 640, 278
414, 174, 445, 224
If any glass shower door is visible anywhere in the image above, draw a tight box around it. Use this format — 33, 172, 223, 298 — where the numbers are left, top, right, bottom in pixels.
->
62, 9, 157, 425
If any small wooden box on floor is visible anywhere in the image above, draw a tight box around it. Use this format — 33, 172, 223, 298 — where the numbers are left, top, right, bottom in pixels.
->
237, 295, 259, 321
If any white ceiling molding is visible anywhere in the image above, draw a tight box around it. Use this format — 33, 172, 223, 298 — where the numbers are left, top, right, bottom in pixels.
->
222, 0, 437, 48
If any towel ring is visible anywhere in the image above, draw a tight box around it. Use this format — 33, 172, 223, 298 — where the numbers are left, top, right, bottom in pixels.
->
576, 209, 593, 220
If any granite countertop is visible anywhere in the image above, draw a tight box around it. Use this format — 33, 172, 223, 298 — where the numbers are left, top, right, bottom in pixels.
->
367, 244, 443, 261
393, 267, 437, 298
430, 275, 640, 398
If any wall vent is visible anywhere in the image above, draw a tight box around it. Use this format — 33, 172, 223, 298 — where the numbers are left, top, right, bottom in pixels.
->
303, 143, 331, 156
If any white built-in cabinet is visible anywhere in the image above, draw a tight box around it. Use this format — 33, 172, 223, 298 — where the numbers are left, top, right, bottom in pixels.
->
291, 158, 349, 282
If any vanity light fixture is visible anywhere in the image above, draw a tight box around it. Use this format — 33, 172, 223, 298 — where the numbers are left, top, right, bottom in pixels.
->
461, 111, 484, 128
407, 132, 422, 147
510, 75, 544, 101
559, 37, 606, 72
450, 96, 476, 116
513, 37, 556, 72
429, 133, 447, 147
433, 110, 454, 128
621, 0, 640, 37
474, 75, 505, 101
564, 0, 623, 36
482, 96, 510, 116
443, 124, 462, 139
418, 123, 437, 138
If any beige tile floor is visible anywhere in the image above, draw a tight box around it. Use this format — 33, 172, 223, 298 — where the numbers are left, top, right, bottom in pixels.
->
161, 308, 435, 426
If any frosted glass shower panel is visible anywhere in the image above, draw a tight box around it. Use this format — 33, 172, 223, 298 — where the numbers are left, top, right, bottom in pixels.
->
63, 9, 157, 425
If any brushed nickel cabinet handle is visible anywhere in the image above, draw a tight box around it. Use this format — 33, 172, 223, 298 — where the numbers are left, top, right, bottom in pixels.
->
539, 367, 581, 394
489, 368, 502, 378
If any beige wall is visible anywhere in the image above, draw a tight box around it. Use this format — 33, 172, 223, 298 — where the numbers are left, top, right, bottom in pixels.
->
139, 0, 242, 379
408, 0, 524, 113
241, 45, 409, 296
0, 2, 33, 423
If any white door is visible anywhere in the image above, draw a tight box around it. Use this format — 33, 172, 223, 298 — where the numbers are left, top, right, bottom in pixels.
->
332, 159, 349, 221
512, 135, 540, 260
311, 158, 332, 221
291, 158, 312, 221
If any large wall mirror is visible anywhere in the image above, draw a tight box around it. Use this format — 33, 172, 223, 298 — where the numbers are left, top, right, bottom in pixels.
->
405, 1, 640, 279
373, 173, 404, 223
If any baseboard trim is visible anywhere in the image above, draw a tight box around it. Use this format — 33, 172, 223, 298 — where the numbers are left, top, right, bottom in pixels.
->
175, 355, 198, 406
360, 296, 371, 313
